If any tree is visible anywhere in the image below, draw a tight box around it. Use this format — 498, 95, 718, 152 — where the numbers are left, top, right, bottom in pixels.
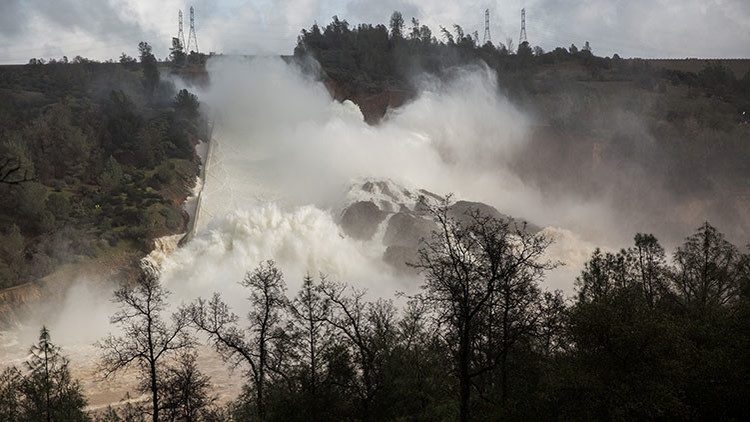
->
137, 42, 159, 94
11, 327, 89, 422
0, 139, 35, 185
285, 275, 334, 420
0, 367, 23, 421
673, 222, 744, 309
566, 234, 695, 420
119, 53, 137, 67
98, 268, 193, 422
439, 26, 455, 45
137, 42, 152, 62
17, 182, 47, 220
158, 351, 216, 422
169, 38, 186, 66
517, 41, 533, 59
411, 199, 554, 421
317, 279, 397, 418
568, 269, 688, 419
188, 260, 288, 422
633, 233, 669, 308
389, 11, 404, 40
46, 192, 71, 223
575, 248, 630, 304
174, 89, 200, 121
575, 234, 669, 307
409, 18, 421, 40
98, 155, 124, 193
0, 224, 25, 284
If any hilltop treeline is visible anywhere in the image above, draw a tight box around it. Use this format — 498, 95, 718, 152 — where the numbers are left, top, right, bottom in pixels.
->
0, 43, 206, 290
295, 12, 750, 100
4, 203, 749, 421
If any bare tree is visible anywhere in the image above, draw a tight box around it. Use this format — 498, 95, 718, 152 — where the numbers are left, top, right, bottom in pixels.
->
158, 351, 216, 422
411, 199, 555, 422
187, 260, 287, 422
286, 274, 335, 418
633, 233, 670, 308
97, 268, 193, 422
318, 279, 397, 415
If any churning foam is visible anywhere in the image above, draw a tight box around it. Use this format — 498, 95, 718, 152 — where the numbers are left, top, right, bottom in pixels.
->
156, 56, 599, 304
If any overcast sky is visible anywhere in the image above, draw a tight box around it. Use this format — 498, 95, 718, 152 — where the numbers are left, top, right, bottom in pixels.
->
1, 0, 748, 64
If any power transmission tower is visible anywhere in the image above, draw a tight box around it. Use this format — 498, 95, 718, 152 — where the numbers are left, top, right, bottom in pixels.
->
187, 6, 199, 53
483, 9, 491, 44
519, 8, 527, 44
177, 10, 186, 50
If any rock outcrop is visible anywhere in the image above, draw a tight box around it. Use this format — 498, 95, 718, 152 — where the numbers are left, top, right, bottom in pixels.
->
338, 179, 540, 275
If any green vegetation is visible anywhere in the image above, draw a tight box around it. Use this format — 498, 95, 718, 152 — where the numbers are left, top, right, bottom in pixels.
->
0, 47, 207, 290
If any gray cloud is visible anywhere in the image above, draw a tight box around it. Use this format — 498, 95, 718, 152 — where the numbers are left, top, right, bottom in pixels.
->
0, 0, 28, 38
345, 0, 420, 26
527, 0, 750, 57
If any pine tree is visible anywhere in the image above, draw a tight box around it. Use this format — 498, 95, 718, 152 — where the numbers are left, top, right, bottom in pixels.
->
20, 326, 88, 422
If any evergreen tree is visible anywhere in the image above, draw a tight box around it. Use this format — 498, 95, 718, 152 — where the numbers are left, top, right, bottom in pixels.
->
137, 42, 159, 94
6, 327, 90, 422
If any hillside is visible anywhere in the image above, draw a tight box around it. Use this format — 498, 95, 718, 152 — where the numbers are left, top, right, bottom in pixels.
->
0, 53, 207, 303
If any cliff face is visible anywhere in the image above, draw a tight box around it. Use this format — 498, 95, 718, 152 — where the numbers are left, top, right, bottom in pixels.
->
0, 249, 142, 328
0, 283, 42, 327
324, 79, 413, 124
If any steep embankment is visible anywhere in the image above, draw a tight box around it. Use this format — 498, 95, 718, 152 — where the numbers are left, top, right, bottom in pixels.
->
324, 79, 413, 124
0, 248, 142, 328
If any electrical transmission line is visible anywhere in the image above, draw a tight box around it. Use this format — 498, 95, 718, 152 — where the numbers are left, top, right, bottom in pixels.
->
187, 6, 199, 53
177, 10, 186, 49
519, 8, 527, 44
483, 9, 491, 44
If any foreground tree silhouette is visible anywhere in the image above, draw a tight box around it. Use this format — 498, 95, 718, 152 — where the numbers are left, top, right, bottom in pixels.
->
317, 279, 398, 417
138, 41, 159, 94
158, 351, 217, 421
570, 235, 688, 419
411, 199, 555, 422
285, 274, 335, 420
188, 260, 287, 422
0, 327, 88, 422
673, 222, 745, 310
98, 268, 192, 422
